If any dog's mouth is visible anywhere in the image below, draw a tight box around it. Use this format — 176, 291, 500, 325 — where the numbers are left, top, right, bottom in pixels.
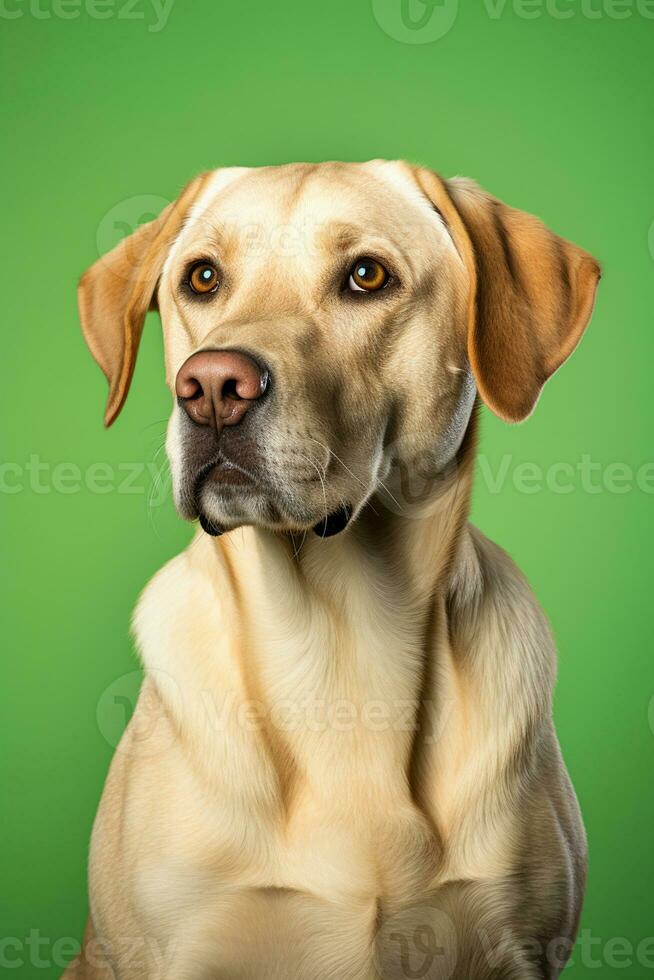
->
198, 457, 255, 490
188, 454, 354, 539
190, 453, 257, 523
195, 458, 254, 537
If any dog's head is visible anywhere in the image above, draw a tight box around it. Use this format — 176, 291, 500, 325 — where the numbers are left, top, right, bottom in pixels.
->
79, 161, 599, 536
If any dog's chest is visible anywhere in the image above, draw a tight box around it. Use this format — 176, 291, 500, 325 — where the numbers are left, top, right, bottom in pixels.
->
182, 587, 437, 894
130, 545, 452, 976
134, 781, 441, 980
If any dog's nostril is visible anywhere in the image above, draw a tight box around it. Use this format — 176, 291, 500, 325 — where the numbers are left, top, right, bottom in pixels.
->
221, 378, 240, 400
183, 378, 204, 401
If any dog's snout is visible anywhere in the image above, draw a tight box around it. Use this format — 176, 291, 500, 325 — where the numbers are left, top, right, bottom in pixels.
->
176, 350, 270, 430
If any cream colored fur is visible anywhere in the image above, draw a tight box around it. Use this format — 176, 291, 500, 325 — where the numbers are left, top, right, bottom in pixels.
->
65, 161, 599, 980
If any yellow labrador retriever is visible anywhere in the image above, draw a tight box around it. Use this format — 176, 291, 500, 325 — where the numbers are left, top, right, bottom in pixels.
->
66, 161, 599, 980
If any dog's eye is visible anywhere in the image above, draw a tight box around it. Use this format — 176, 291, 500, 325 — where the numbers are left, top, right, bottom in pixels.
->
189, 262, 220, 294
348, 258, 389, 293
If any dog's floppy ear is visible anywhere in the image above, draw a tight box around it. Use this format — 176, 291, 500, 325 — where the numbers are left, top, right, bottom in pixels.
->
78, 173, 211, 427
415, 169, 601, 422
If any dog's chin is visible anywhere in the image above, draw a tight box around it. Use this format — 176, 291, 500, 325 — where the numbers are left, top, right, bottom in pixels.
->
177, 467, 355, 539
196, 482, 285, 535
197, 491, 354, 539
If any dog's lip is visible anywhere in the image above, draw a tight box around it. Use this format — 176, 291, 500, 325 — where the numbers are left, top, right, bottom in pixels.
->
187, 455, 357, 534
312, 504, 353, 538
190, 456, 259, 514
204, 458, 254, 487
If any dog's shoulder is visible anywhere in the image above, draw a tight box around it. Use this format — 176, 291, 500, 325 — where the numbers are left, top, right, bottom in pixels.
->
448, 524, 557, 695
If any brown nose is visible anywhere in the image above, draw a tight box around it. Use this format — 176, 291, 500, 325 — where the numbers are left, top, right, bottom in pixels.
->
175, 349, 270, 430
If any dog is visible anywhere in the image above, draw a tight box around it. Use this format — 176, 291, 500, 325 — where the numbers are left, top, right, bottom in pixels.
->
64, 160, 600, 979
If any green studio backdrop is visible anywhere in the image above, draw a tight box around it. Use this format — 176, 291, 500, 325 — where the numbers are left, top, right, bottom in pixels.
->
1, 1, 653, 976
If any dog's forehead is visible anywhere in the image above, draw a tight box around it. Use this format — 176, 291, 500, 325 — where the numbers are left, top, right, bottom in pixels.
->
171, 161, 438, 257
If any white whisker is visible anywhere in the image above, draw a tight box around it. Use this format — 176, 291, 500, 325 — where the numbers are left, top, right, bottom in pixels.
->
297, 451, 328, 523
308, 436, 385, 516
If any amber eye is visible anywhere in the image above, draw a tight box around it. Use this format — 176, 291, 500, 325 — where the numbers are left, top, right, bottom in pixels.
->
189, 262, 219, 294
348, 258, 389, 293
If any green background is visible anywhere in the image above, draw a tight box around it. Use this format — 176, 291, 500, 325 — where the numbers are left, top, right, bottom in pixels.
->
2, 0, 653, 975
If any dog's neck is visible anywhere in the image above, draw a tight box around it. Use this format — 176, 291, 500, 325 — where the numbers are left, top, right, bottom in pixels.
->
190, 414, 478, 842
